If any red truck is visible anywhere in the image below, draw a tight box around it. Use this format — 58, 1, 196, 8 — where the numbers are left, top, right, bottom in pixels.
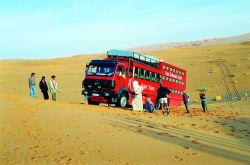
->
82, 49, 186, 108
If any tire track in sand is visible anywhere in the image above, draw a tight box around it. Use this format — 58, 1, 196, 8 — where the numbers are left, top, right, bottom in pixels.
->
214, 61, 241, 101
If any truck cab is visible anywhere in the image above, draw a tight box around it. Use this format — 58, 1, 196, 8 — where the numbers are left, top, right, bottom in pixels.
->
82, 59, 130, 107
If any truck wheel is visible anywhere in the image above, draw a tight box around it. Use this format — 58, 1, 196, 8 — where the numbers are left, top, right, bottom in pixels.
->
116, 93, 128, 108
87, 99, 93, 105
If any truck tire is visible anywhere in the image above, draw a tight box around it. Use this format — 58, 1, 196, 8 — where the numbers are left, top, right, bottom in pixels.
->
116, 93, 128, 108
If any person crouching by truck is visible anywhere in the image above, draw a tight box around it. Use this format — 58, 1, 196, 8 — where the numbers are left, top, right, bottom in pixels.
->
145, 98, 155, 113
48, 75, 58, 101
182, 90, 190, 113
199, 91, 208, 112
39, 76, 49, 100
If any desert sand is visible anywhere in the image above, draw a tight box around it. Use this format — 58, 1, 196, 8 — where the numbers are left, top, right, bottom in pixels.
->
0, 41, 250, 164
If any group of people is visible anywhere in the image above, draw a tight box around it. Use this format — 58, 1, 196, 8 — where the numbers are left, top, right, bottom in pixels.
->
183, 90, 208, 113
29, 72, 207, 113
28, 73, 59, 101
131, 80, 208, 114
131, 81, 171, 114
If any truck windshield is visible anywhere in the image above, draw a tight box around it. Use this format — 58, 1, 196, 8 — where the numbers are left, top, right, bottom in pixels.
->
86, 65, 115, 76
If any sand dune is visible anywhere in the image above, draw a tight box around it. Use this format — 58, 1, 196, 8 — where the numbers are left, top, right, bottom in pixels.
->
0, 41, 250, 164
130, 33, 250, 52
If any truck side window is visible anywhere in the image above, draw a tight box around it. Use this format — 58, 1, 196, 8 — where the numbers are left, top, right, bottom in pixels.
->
152, 73, 157, 82
146, 70, 150, 80
135, 68, 140, 78
155, 73, 159, 82
140, 69, 145, 79
148, 72, 152, 81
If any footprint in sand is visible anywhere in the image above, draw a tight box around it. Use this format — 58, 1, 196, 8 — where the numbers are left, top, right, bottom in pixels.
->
41, 155, 51, 161
236, 136, 244, 139
95, 149, 102, 153
191, 140, 199, 144
35, 128, 42, 131
231, 128, 236, 132
30, 156, 39, 161
2, 155, 9, 160
60, 156, 72, 163
200, 144, 209, 148
156, 132, 165, 136
167, 134, 176, 138
53, 139, 63, 146
15, 147, 21, 152
174, 155, 183, 161
30, 145, 40, 151
184, 135, 190, 138
226, 133, 235, 136
79, 151, 86, 155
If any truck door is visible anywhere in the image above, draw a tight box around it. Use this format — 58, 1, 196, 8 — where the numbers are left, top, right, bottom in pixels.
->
116, 65, 126, 88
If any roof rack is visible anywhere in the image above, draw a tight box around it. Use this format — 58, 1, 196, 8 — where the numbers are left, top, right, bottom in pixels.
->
107, 49, 159, 66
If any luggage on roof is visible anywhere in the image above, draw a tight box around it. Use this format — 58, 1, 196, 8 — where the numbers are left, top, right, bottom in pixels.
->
107, 49, 159, 66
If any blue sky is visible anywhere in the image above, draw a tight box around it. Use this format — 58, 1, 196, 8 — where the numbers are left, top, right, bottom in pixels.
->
0, 0, 250, 59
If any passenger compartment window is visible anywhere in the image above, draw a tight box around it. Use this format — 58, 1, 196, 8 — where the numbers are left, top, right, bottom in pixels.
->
140, 69, 146, 79
135, 68, 140, 78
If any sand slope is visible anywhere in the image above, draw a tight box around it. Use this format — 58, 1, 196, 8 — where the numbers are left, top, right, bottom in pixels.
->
0, 41, 250, 164
1, 93, 250, 164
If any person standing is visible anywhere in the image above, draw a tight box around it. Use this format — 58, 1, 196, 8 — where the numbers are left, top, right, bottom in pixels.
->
199, 91, 208, 112
132, 81, 143, 112
48, 75, 58, 101
156, 83, 170, 114
182, 90, 190, 113
28, 72, 37, 98
39, 76, 49, 100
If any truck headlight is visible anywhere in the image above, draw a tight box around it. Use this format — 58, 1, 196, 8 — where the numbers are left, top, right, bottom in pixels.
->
104, 92, 110, 96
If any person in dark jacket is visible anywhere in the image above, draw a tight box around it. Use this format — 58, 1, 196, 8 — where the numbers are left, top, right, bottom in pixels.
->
39, 76, 49, 100
182, 90, 190, 113
199, 91, 207, 112
156, 83, 171, 114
